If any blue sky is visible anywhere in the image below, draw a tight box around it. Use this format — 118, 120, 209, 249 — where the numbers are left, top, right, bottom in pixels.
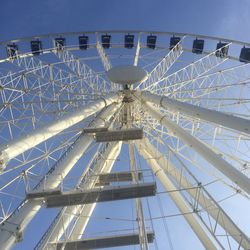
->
1, 0, 250, 249
1, 0, 250, 42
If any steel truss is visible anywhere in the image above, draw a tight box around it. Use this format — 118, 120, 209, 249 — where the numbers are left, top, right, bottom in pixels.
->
137, 37, 184, 90
147, 45, 229, 95
136, 138, 250, 249
54, 48, 112, 92
141, 101, 250, 195
37, 141, 122, 249
0, 93, 122, 171
0, 103, 121, 249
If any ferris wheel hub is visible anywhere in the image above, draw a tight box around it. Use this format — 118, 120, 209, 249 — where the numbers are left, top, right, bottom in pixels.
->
106, 65, 148, 85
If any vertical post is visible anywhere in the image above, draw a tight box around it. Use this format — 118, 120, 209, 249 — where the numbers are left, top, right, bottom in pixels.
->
136, 142, 218, 249
129, 143, 149, 250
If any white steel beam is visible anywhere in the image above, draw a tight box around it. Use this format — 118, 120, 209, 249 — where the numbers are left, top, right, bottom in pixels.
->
0, 103, 120, 250
129, 143, 149, 250
40, 141, 122, 248
11, 53, 84, 93
0, 136, 91, 250
69, 141, 122, 240
142, 101, 250, 195
95, 34, 112, 72
136, 143, 218, 250
159, 58, 250, 98
55, 49, 111, 92
133, 34, 141, 67
0, 93, 122, 171
95, 34, 120, 92
138, 38, 184, 90
140, 91, 250, 135
136, 138, 250, 249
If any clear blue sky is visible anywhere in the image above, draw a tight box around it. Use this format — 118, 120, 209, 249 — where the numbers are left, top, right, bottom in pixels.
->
1, 0, 250, 249
1, 0, 250, 42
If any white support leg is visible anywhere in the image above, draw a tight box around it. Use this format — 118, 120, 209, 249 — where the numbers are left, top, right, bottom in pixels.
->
142, 101, 250, 195
136, 138, 250, 249
41, 141, 122, 248
0, 103, 121, 250
136, 143, 218, 250
0, 93, 122, 171
138, 38, 184, 91
129, 143, 149, 250
139, 91, 250, 135
68, 141, 122, 241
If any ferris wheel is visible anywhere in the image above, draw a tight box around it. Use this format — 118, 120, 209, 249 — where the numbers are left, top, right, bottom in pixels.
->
0, 30, 250, 250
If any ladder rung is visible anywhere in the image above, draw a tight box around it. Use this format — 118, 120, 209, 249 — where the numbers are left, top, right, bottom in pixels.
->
53, 232, 155, 250
95, 129, 143, 142
46, 182, 156, 208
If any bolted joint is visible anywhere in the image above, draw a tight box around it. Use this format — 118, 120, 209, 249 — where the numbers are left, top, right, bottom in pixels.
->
0, 221, 22, 242
14, 231, 23, 243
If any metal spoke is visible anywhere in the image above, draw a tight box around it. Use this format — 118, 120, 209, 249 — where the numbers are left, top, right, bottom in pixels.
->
54, 48, 111, 92
139, 91, 250, 135
137, 137, 250, 249
137, 37, 184, 90
149, 45, 230, 95
142, 101, 250, 195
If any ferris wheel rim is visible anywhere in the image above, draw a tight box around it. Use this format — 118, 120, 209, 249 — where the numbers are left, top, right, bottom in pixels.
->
0, 29, 249, 250
1, 29, 250, 47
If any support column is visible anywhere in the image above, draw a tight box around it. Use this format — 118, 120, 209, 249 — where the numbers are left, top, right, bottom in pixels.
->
0, 92, 122, 171
136, 138, 250, 249
136, 143, 218, 250
139, 91, 250, 135
141, 101, 250, 195
41, 141, 122, 248
69, 141, 122, 240
0, 103, 121, 250
129, 143, 149, 250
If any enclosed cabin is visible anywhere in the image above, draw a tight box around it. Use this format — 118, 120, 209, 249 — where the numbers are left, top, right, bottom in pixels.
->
101, 34, 111, 49
239, 46, 250, 63
30, 40, 42, 55
192, 39, 204, 54
124, 34, 134, 49
79, 35, 89, 50
169, 36, 181, 50
215, 42, 229, 58
6, 44, 18, 59
54, 37, 66, 51
147, 35, 157, 49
